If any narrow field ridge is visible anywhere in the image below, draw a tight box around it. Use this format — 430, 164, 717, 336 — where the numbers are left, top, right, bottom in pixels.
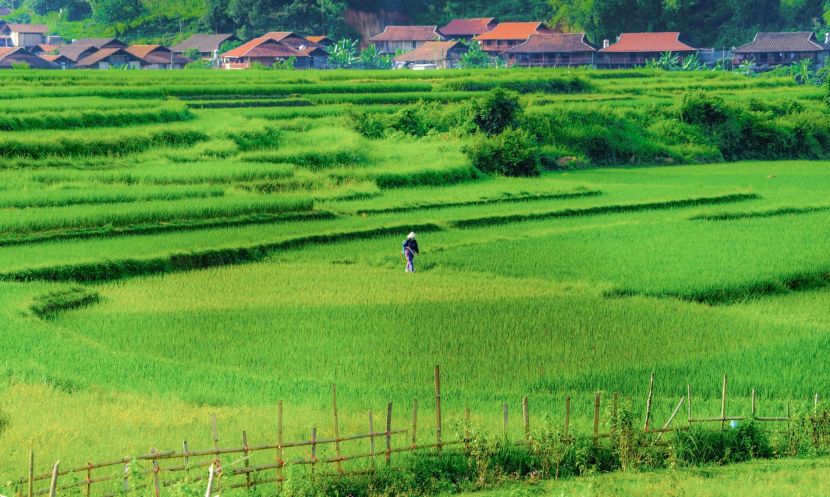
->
353, 190, 602, 215
690, 205, 830, 221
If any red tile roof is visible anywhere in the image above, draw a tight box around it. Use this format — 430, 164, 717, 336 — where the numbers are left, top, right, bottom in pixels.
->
394, 40, 465, 62
475, 22, 550, 41
439, 18, 497, 37
369, 26, 443, 42
305, 35, 333, 44
221, 38, 305, 59
505, 33, 596, 54
4, 23, 48, 34
599, 32, 696, 53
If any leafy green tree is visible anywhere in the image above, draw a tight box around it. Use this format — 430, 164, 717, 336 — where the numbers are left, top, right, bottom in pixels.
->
89, 0, 145, 35
472, 87, 522, 135
182, 48, 202, 60
465, 127, 541, 177
358, 44, 393, 69
328, 38, 358, 68
458, 42, 493, 68
30, 0, 91, 20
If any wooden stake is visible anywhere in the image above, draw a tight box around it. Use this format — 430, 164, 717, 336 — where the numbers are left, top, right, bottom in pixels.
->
687, 384, 693, 423
411, 399, 418, 448
644, 373, 654, 431
332, 385, 343, 474
502, 403, 509, 438
276, 400, 284, 488
612, 392, 619, 437
751, 389, 756, 417
721, 375, 728, 429
434, 365, 442, 455
311, 427, 317, 475
654, 397, 685, 442
85, 462, 92, 497
522, 397, 530, 441
204, 464, 215, 497
27, 449, 33, 497
242, 431, 251, 488
564, 396, 571, 438
815, 393, 820, 408
593, 392, 601, 439
385, 402, 393, 465
211, 415, 220, 473
48, 462, 59, 497
183, 441, 190, 470
151, 448, 160, 497
368, 410, 376, 468
123, 463, 130, 493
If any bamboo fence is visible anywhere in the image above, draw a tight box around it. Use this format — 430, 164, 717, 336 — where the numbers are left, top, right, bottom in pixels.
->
16, 369, 807, 497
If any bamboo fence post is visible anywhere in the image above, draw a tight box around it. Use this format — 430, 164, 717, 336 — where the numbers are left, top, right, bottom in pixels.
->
242, 431, 251, 489
654, 397, 685, 443
211, 415, 221, 474
522, 396, 530, 442
385, 402, 393, 466
332, 385, 343, 474
644, 373, 654, 431
368, 410, 376, 469
411, 399, 418, 449
721, 375, 728, 430
593, 392, 601, 440
815, 393, 820, 408
612, 392, 619, 438
123, 463, 130, 494
183, 441, 190, 470
434, 365, 442, 455
151, 448, 161, 497
502, 403, 509, 438
48, 462, 59, 497
464, 407, 471, 452
85, 462, 92, 497
564, 396, 571, 438
751, 389, 756, 417
276, 400, 284, 488
310, 427, 317, 475
27, 449, 33, 497
204, 464, 215, 497
687, 384, 692, 423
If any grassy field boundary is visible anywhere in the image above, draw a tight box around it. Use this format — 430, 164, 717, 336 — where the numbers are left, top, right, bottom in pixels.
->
353, 190, 602, 215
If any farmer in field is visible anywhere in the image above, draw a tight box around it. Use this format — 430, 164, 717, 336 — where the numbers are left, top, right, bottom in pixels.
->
402, 232, 420, 273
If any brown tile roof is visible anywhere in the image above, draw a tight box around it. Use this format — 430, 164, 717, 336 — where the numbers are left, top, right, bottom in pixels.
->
221, 38, 306, 59
172, 34, 236, 53
305, 35, 332, 44
0, 46, 58, 68
439, 18, 497, 37
4, 23, 48, 34
394, 40, 465, 62
599, 32, 696, 53
126, 44, 190, 65
75, 47, 137, 67
475, 22, 550, 41
732, 32, 829, 54
39, 53, 71, 63
33, 43, 60, 53
369, 26, 443, 42
505, 33, 595, 54
60, 38, 126, 62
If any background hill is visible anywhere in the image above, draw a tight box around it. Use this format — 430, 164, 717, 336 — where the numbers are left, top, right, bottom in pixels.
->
0, 0, 828, 52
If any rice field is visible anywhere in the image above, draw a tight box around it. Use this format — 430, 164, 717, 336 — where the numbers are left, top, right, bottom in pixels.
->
0, 68, 829, 494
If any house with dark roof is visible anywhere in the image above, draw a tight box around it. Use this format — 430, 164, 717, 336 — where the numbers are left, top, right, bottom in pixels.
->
38, 53, 73, 69
126, 45, 190, 69
306, 35, 334, 47
172, 34, 238, 59
474, 22, 553, 55
0, 46, 58, 68
30, 43, 60, 55
504, 33, 596, 67
75, 47, 142, 69
439, 18, 498, 40
393, 40, 469, 69
369, 26, 443, 54
0, 23, 48, 47
598, 32, 697, 67
59, 38, 127, 62
220, 33, 328, 69
732, 32, 830, 69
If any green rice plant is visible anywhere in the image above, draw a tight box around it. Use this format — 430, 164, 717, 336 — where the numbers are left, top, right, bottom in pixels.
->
29, 286, 100, 319
0, 103, 193, 131
440, 75, 593, 94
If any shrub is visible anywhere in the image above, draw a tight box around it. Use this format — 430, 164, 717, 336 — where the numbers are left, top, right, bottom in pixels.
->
464, 128, 540, 177
472, 87, 522, 135
348, 111, 387, 139
672, 422, 772, 465
679, 92, 731, 128
391, 106, 429, 136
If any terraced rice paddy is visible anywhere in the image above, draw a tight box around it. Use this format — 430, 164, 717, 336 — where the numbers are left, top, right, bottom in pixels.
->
0, 68, 829, 493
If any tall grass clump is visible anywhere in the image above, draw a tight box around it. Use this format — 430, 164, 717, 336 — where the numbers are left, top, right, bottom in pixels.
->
0, 104, 193, 131
440, 75, 593, 94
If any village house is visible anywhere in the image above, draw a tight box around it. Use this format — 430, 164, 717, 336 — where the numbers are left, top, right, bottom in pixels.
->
504, 33, 596, 67
306, 35, 334, 47
732, 32, 830, 69
75, 47, 142, 69
30, 43, 60, 55
126, 45, 190, 69
369, 26, 444, 54
474, 22, 554, 55
438, 18, 498, 41
598, 32, 697, 67
220, 33, 328, 69
0, 46, 58, 68
59, 38, 127, 63
172, 33, 238, 60
38, 53, 73, 69
393, 40, 469, 69
0, 23, 48, 47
